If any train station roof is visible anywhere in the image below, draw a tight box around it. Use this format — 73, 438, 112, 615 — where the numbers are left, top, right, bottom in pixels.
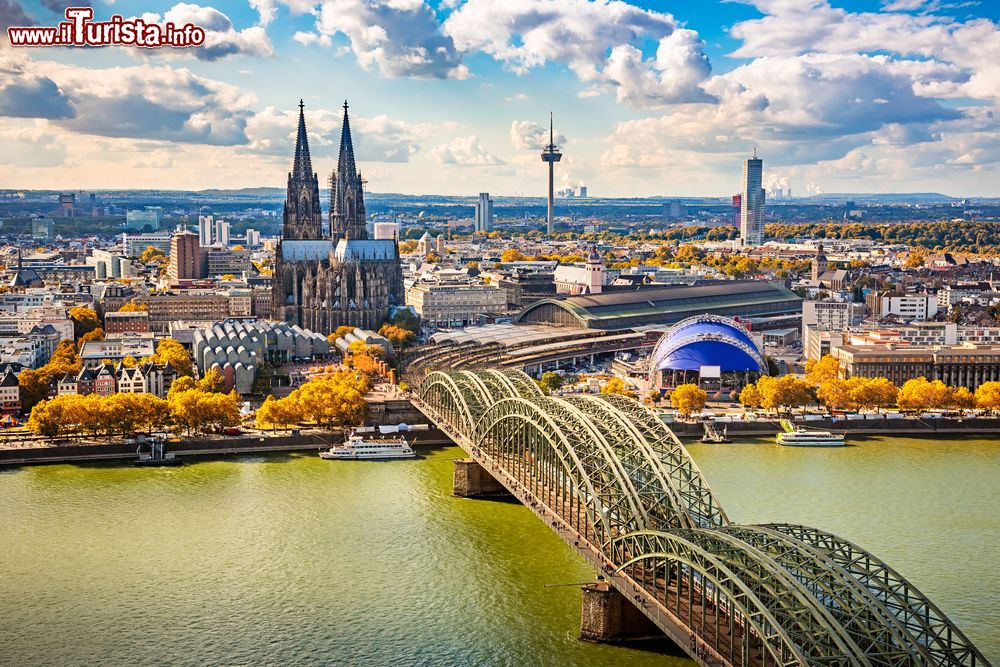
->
514, 281, 801, 330
428, 324, 591, 348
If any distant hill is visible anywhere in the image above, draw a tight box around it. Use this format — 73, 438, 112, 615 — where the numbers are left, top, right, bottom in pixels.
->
801, 192, 958, 203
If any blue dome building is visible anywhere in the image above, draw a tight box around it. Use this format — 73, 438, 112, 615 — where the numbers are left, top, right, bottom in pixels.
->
649, 315, 767, 390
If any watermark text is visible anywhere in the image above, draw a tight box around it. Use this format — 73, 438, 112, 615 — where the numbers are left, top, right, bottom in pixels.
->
7, 8, 206, 49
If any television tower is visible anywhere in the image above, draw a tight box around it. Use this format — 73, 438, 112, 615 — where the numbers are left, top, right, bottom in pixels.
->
540, 112, 562, 235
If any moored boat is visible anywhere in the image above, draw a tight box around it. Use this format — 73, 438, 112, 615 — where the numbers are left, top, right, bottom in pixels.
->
320, 430, 415, 460
776, 429, 845, 447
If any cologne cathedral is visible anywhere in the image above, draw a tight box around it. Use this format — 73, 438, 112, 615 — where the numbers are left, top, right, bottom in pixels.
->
272, 101, 403, 333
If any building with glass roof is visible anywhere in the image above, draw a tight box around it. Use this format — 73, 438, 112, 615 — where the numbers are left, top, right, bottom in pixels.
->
515, 281, 801, 331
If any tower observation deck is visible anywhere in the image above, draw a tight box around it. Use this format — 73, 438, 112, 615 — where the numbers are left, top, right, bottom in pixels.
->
540, 112, 562, 236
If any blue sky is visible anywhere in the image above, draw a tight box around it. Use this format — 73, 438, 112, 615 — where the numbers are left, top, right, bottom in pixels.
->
1, 0, 998, 197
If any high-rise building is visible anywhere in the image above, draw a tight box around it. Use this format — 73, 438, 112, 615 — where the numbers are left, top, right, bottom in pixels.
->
474, 192, 494, 232
197, 214, 230, 247
539, 113, 561, 235
123, 232, 172, 258
168, 230, 205, 281
731, 195, 741, 227
739, 150, 765, 247
58, 193, 75, 217
198, 215, 214, 247
214, 219, 230, 246
245, 228, 261, 247
125, 207, 162, 232
664, 200, 687, 220
579, 185, 588, 198
32, 217, 55, 243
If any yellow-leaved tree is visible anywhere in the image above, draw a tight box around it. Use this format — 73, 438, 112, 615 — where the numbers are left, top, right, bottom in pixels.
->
738, 383, 762, 409
69, 306, 100, 339
600, 378, 637, 400
974, 381, 1000, 413
805, 355, 841, 386
846, 377, 899, 412
670, 383, 707, 416
757, 375, 813, 412
148, 339, 194, 377
897, 377, 951, 410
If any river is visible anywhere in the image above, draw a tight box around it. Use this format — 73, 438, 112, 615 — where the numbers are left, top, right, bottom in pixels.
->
0, 435, 997, 666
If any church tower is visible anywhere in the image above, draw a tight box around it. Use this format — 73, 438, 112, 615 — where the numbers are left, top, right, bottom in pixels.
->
329, 101, 368, 241
812, 242, 828, 281
282, 100, 323, 240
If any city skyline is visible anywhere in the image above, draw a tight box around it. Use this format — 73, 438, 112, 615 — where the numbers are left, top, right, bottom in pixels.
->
0, 0, 998, 197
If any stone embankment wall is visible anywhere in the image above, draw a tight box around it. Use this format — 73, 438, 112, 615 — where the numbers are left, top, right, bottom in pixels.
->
670, 416, 1000, 437
0, 427, 452, 466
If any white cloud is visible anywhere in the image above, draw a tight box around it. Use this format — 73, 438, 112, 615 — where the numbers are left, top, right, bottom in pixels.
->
444, 0, 675, 77
443, 0, 710, 108
0, 124, 66, 167
729, 1, 1000, 100
602, 29, 714, 106
143, 3, 275, 61
16, 54, 258, 145
246, 104, 427, 163
308, 0, 469, 79
881, 0, 926, 10
510, 119, 565, 150
431, 135, 503, 165
0, 54, 74, 119
293, 30, 331, 47
249, 0, 278, 25
600, 51, 965, 170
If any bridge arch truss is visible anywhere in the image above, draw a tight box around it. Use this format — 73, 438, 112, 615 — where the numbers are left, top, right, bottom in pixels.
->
416, 370, 989, 667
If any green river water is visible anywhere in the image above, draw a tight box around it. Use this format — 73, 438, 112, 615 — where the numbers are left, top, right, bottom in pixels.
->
0, 435, 998, 666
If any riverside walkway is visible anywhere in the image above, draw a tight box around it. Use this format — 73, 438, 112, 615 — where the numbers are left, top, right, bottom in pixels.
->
412, 368, 990, 667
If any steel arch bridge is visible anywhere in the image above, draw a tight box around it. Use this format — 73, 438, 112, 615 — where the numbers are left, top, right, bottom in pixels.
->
413, 369, 989, 667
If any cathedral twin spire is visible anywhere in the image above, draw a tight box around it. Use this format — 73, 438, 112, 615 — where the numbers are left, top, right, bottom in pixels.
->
281, 99, 366, 242
282, 99, 323, 240
292, 99, 314, 181
330, 100, 367, 241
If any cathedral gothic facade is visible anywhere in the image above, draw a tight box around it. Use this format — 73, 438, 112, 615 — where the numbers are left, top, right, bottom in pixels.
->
272, 101, 403, 334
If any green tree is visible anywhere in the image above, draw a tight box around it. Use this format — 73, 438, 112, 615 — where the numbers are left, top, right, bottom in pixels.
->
538, 371, 564, 394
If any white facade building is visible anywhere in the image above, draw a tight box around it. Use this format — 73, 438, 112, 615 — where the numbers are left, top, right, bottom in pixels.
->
198, 215, 230, 247
873, 294, 938, 321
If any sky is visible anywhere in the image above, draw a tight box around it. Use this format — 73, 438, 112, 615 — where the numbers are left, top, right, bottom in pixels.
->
0, 0, 998, 197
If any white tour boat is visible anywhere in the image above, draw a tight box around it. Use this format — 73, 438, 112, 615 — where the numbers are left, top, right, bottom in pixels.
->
320, 431, 416, 460
776, 429, 846, 447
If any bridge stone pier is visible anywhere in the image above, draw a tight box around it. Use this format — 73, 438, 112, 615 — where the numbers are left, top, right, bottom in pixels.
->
580, 581, 663, 643
411, 368, 991, 667
453, 458, 510, 498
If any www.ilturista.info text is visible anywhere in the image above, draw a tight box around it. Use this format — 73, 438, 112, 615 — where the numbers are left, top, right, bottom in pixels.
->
7, 7, 206, 48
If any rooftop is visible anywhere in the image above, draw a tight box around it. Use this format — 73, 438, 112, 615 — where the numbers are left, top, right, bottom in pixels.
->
516, 281, 802, 330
